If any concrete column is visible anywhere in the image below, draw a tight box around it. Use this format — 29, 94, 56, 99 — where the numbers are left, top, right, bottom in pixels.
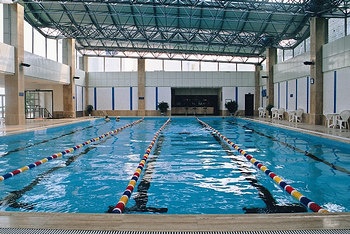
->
62, 38, 76, 118
254, 64, 261, 115
83, 55, 90, 114
309, 17, 327, 125
137, 58, 146, 116
4, 4, 25, 125
266, 47, 277, 107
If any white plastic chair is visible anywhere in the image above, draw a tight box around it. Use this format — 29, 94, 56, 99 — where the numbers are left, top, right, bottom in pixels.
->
325, 113, 339, 128
325, 114, 334, 128
277, 108, 285, 120
294, 108, 304, 122
337, 110, 350, 129
288, 110, 296, 122
271, 107, 278, 119
258, 107, 266, 118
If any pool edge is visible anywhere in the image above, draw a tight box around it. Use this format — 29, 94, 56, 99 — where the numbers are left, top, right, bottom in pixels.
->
0, 212, 349, 231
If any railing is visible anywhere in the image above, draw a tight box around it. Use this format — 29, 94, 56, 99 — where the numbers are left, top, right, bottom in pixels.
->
26, 105, 53, 119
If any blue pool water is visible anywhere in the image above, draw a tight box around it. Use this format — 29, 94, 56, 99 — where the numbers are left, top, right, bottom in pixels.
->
0, 117, 349, 214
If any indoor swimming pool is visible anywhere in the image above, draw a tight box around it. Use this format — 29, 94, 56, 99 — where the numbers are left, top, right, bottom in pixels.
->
0, 117, 349, 214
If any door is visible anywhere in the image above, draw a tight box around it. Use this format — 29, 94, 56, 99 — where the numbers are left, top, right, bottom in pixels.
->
25, 90, 53, 119
245, 93, 254, 116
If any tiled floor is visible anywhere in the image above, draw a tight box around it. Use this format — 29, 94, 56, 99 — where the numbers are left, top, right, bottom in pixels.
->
0, 116, 349, 232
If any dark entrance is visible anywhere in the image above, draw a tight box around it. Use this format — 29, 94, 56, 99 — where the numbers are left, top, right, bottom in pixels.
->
245, 93, 254, 116
171, 88, 219, 115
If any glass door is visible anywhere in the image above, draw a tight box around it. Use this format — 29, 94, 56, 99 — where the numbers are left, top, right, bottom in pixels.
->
25, 90, 53, 119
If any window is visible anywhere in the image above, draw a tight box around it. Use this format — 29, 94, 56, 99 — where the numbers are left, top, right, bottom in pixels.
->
88, 57, 104, 72
24, 21, 33, 53
146, 59, 163, 71
164, 60, 181, 71
219, 63, 236, 71
121, 58, 137, 71
182, 61, 199, 71
201, 61, 218, 71
47, 38, 57, 61
0, 4, 3, 43
33, 29, 46, 57
105, 57, 121, 72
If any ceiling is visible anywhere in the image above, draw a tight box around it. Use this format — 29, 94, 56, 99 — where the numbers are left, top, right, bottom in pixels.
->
20, 0, 350, 64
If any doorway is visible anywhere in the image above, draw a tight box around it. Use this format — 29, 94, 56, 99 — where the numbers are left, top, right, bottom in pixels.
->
171, 88, 220, 115
25, 90, 53, 119
245, 93, 254, 116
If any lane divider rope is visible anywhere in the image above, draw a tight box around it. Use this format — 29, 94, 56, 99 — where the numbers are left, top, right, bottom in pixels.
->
111, 118, 171, 213
0, 118, 144, 182
197, 118, 329, 213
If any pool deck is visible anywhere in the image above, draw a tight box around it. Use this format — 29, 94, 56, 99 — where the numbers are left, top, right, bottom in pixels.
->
0, 116, 350, 233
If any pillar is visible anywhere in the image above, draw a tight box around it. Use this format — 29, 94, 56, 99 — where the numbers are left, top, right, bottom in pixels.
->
266, 47, 277, 108
83, 55, 90, 114
309, 17, 327, 125
137, 58, 146, 116
254, 64, 262, 114
62, 38, 76, 118
4, 4, 25, 125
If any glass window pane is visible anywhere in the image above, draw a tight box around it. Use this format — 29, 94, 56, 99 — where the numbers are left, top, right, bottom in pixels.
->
0, 4, 3, 43
182, 61, 199, 71
305, 37, 310, 53
201, 61, 218, 71
24, 21, 33, 53
76, 51, 83, 70
121, 58, 137, 71
164, 60, 181, 71
146, 59, 163, 71
88, 57, 104, 72
57, 39, 63, 63
283, 49, 293, 61
237, 63, 255, 71
329, 18, 345, 43
294, 40, 305, 57
105, 57, 121, 72
33, 29, 46, 57
47, 38, 57, 61
277, 48, 284, 63
219, 63, 236, 71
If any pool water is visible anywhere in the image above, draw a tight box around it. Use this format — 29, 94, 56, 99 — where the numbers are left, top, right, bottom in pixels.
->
0, 117, 349, 214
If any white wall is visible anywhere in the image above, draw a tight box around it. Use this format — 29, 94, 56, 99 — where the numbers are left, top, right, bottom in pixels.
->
274, 77, 310, 113
25, 80, 64, 111
88, 86, 139, 111
114, 87, 132, 110
323, 68, 350, 114
75, 85, 84, 112
221, 86, 255, 111
88, 72, 138, 87
146, 71, 255, 87
323, 35, 350, 114
272, 34, 350, 115
88, 71, 256, 111
24, 52, 70, 84
323, 34, 350, 71
96, 87, 112, 110
145, 87, 171, 111
274, 52, 310, 82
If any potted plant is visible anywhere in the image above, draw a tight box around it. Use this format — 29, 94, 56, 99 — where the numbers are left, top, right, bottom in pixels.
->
158, 101, 169, 115
266, 104, 274, 117
86, 104, 94, 116
225, 100, 238, 115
